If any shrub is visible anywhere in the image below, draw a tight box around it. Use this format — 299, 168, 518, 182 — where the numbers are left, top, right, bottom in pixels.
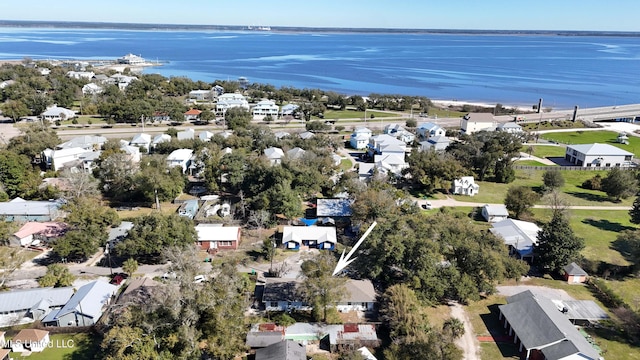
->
582, 174, 602, 190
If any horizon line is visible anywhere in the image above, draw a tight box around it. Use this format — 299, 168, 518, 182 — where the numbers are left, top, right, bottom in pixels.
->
1, 19, 640, 35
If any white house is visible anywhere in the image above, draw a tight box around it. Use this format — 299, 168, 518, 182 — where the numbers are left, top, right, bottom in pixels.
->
189, 89, 213, 101
183, 109, 202, 122
120, 144, 141, 163
274, 131, 291, 140
281, 103, 299, 116
130, 133, 152, 152
367, 134, 406, 157
481, 204, 509, 223
177, 128, 195, 140
282, 226, 337, 250
384, 124, 405, 135
497, 122, 523, 133
252, 99, 280, 117
108, 73, 138, 90
82, 83, 103, 95
152, 134, 171, 147
195, 224, 241, 251
460, 113, 497, 134
420, 135, 450, 152
57, 135, 107, 151
118, 53, 145, 65
264, 147, 285, 165
373, 154, 408, 178
66, 71, 94, 80
350, 127, 372, 150
565, 143, 634, 168
452, 176, 479, 196
42, 147, 96, 171
216, 93, 249, 114
417, 122, 446, 139
490, 218, 541, 261
286, 147, 307, 160
166, 149, 194, 173
41, 106, 76, 122
10, 329, 50, 353
199, 131, 214, 142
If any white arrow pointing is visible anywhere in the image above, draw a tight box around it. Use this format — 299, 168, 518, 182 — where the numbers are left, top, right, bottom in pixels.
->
332, 221, 377, 276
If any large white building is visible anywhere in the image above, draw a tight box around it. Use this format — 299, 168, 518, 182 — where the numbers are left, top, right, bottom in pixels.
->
252, 100, 280, 117
565, 143, 634, 168
166, 149, 194, 173
460, 113, 497, 134
216, 93, 250, 114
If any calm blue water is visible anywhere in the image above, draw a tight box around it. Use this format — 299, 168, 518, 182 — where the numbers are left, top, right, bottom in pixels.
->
1, 28, 639, 109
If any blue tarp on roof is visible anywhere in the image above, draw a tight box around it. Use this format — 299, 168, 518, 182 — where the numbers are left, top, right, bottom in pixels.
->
299, 218, 318, 226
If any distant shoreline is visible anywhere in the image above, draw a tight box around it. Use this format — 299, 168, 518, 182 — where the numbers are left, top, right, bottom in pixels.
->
1, 20, 639, 37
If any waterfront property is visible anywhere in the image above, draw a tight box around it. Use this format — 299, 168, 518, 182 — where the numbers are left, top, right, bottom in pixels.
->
460, 113, 496, 134
564, 143, 634, 167
252, 99, 280, 117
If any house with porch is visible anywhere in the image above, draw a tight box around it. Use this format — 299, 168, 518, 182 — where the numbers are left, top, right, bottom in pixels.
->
252, 99, 280, 117
282, 226, 337, 250
417, 122, 446, 139
130, 133, 152, 152
195, 224, 241, 251
490, 219, 541, 262
262, 279, 376, 312
350, 127, 372, 149
452, 176, 479, 196
497, 122, 523, 134
498, 291, 601, 360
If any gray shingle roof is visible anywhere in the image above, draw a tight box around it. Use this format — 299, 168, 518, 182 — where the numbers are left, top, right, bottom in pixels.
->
563, 262, 588, 276
255, 340, 306, 360
499, 292, 600, 360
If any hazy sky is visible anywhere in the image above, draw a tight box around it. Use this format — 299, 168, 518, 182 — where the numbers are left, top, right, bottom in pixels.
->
2, 0, 640, 31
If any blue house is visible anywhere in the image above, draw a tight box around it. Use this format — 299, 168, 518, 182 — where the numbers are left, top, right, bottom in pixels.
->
178, 200, 199, 219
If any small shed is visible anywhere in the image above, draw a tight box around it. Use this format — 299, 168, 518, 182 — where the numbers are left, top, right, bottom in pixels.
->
563, 262, 588, 284
481, 204, 509, 223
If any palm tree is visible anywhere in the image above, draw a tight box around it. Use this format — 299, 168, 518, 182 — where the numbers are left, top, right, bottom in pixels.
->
122, 258, 139, 277
442, 318, 465, 340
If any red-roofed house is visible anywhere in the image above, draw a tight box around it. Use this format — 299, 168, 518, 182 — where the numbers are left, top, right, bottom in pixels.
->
11, 222, 68, 247
184, 109, 202, 121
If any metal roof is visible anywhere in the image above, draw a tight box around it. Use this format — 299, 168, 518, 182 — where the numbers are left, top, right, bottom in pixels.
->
0, 287, 74, 313
48, 280, 117, 321
567, 143, 633, 156
316, 199, 353, 217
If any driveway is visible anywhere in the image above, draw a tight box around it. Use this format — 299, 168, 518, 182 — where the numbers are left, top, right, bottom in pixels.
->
449, 301, 480, 360
496, 285, 575, 301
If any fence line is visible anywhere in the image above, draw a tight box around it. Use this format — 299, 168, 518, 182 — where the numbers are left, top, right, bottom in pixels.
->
513, 165, 634, 171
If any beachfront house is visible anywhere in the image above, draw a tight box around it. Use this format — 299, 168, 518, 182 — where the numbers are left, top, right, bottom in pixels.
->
460, 113, 497, 134
564, 143, 634, 167
497, 122, 523, 134
118, 53, 145, 65
451, 176, 479, 196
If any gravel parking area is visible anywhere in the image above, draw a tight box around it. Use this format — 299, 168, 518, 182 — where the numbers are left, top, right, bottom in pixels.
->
496, 285, 575, 301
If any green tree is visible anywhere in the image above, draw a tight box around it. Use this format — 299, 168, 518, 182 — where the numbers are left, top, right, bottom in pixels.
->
405, 118, 417, 128
8, 123, 61, 159
542, 169, 565, 191
53, 229, 100, 262
122, 258, 139, 277
602, 168, 638, 201
298, 252, 347, 322
380, 284, 431, 340
504, 186, 538, 219
404, 149, 466, 194
630, 195, 640, 225
225, 107, 251, 130
442, 318, 465, 340
1, 99, 30, 121
0, 247, 28, 287
135, 156, 186, 203
38, 263, 76, 287
535, 212, 585, 273
116, 213, 197, 263
0, 150, 40, 198
199, 108, 215, 123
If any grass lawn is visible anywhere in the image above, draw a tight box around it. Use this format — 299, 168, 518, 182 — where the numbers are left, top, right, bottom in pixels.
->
464, 294, 519, 360
603, 277, 640, 310
515, 159, 552, 166
319, 109, 397, 120
541, 130, 640, 157
530, 209, 633, 266
340, 158, 353, 171
521, 120, 588, 131
115, 202, 181, 219
521, 144, 567, 158
9, 333, 100, 360
428, 108, 466, 119
423, 304, 452, 330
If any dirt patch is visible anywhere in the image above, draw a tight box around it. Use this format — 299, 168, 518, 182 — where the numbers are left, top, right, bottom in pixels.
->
496, 285, 575, 301
449, 301, 480, 360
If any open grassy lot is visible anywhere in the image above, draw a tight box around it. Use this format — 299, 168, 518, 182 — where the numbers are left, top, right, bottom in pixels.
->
115, 201, 181, 219
8, 333, 100, 360
530, 209, 633, 266
464, 294, 519, 360
514, 159, 552, 166
541, 130, 640, 157
521, 144, 567, 158
451, 169, 631, 207
428, 108, 466, 119
521, 119, 588, 131
318, 109, 398, 120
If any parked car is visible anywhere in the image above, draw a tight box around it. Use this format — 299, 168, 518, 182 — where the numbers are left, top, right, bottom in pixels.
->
162, 272, 177, 280
421, 201, 432, 210
193, 275, 207, 283
110, 273, 128, 285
